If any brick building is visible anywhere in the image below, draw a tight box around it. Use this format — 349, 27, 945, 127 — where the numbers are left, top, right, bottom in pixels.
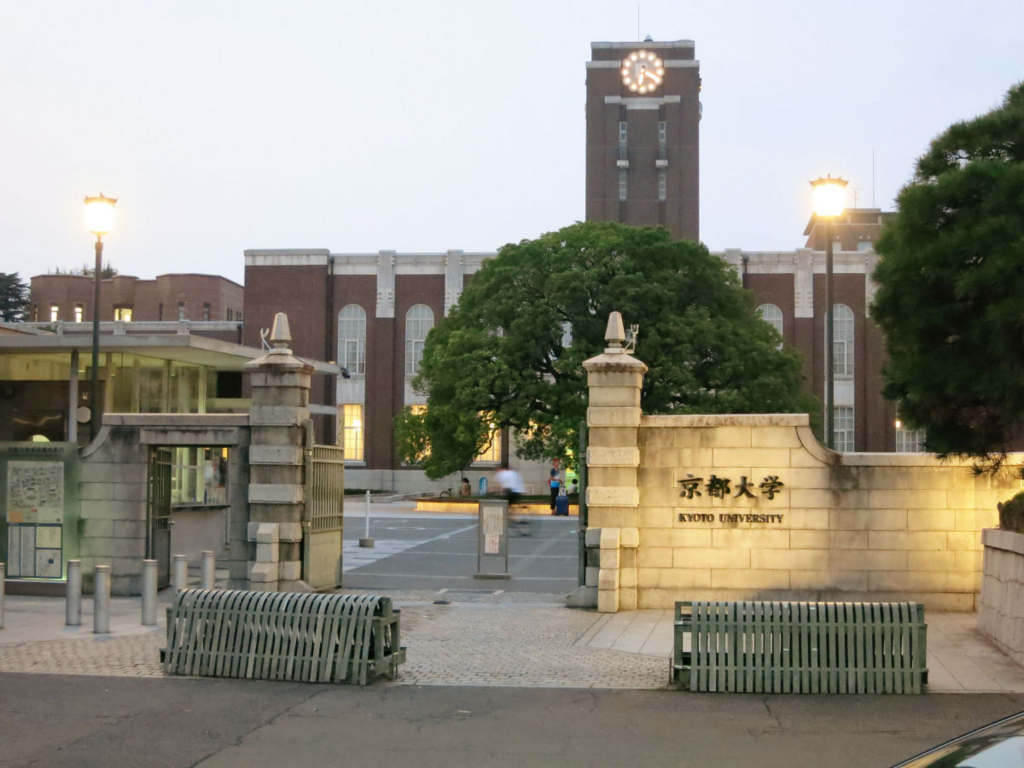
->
586, 39, 701, 242
242, 216, 920, 492
29, 273, 244, 326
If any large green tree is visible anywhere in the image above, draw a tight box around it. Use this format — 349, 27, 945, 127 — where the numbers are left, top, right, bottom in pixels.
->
872, 82, 1024, 463
396, 221, 818, 479
0, 272, 29, 322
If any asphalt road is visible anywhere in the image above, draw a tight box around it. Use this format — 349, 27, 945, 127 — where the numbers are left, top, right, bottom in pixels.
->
2, 673, 1024, 767
341, 514, 579, 593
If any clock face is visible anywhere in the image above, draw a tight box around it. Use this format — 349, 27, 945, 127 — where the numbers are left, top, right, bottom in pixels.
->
621, 50, 664, 94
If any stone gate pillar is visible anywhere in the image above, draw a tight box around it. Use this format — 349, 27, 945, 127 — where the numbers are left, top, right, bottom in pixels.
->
583, 312, 647, 612
244, 313, 313, 592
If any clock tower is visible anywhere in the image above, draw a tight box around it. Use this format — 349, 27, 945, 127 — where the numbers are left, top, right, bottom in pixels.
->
585, 39, 701, 242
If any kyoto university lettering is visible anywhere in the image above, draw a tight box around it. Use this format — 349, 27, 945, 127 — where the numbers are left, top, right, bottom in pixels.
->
678, 473, 785, 501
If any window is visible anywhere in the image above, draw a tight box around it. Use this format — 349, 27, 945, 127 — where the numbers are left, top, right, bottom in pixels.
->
658, 171, 667, 201
658, 121, 667, 144
831, 304, 854, 376
618, 121, 627, 146
896, 425, 926, 452
757, 303, 784, 347
338, 304, 367, 375
236, 311, 242, 321
856, 241, 874, 252
49, 305, 59, 322
32, 304, 38, 321
618, 170, 627, 201
342, 404, 364, 462
833, 406, 854, 452
114, 305, 133, 322
74, 304, 84, 323
202, 303, 211, 321
405, 304, 434, 376
560, 321, 572, 349
226, 308, 233, 321
171, 446, 229, 505
158, 303, 164, 321
475, 420, 501, 463
177, 301, 186, 320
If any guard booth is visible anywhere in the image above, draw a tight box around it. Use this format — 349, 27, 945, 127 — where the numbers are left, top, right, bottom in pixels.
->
0, 442, 80, 590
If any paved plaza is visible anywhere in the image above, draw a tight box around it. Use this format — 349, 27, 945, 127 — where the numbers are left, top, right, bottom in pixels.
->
3, 507, 1024, 692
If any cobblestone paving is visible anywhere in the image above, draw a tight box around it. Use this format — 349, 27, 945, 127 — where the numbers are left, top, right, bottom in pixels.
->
0, 630, 164, 677
390, 600, 668, 689
0, 592, 667, 689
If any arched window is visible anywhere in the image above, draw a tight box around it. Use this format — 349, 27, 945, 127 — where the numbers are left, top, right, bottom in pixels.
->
756, 304, 783, 344
338, 304, 366, 375
405, 304, 434, 376
832, 304, 854, 377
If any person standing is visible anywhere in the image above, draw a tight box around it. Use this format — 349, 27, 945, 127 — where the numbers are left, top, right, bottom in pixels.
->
549, 467, 561, 511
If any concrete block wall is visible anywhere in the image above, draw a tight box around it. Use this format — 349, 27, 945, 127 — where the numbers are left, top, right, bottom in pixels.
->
979, 529, 1024, 663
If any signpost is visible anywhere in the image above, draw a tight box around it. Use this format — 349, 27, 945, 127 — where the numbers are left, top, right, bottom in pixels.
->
474, 499, 510, 580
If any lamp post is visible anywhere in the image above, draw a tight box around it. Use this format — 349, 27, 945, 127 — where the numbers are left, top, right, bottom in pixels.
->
810, 175, 848, 450
84, 193, 117, 442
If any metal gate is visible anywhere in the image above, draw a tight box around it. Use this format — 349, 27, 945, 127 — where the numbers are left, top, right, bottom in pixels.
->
303, 444, 344, 590
146, 447, 172, 588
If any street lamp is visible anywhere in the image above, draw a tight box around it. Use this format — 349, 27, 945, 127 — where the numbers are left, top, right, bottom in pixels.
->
84, 193, 117, 441
810, 174, 848, 450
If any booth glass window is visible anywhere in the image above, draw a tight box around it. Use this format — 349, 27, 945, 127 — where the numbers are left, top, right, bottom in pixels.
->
74, 304, 84, 322
171, 446, 229, 505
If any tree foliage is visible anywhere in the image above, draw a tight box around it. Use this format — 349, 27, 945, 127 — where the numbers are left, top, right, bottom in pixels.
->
872, 82, 1024, 463
0, 272, 29, 322
396, 222, 818, 479
50, 263, 118, 278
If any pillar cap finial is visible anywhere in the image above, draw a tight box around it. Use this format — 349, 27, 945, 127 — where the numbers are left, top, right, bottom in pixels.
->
605, 311, 626, 352
270, 313, 292, 353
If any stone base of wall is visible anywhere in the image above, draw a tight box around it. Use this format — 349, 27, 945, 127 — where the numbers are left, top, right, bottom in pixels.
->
979, 528, 1024, 665
638, 588, 975, 612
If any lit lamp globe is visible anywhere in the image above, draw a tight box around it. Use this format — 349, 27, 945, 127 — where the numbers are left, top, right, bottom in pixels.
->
810, 175, 848, 218
84, 193, 117, 237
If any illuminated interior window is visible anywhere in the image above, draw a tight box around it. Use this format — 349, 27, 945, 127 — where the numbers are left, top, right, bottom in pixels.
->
343, 404, 364, 462
49, 305, 59, 322
171, 446, 229, 505
114, 306, 133, 322
74, 304, 84, 323
338, 304, 367, 375
475, 420, 501, 464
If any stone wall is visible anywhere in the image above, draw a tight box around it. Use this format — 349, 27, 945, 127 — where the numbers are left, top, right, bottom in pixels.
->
979, 529, 1024, 664
583, 330, 1023, 612
80, 414, 250, 595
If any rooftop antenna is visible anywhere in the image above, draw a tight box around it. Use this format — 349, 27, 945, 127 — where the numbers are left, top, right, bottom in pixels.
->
853, 187, 859, 209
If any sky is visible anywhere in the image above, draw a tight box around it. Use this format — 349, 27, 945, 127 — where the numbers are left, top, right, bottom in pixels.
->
2, 1, 1022, 284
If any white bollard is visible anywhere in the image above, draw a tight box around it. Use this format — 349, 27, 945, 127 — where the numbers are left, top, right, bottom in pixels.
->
172, 554, 188, 593
0, 562, 5, 630
201, 550, 215, 589
66, 560, 82, 626
93, 565, 111, 634
359, 489, 375, 548
141, 559, 157, 626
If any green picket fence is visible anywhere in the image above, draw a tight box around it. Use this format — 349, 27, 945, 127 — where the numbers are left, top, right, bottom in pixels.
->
162, 589, 404, 685
672, 600, 928, 694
